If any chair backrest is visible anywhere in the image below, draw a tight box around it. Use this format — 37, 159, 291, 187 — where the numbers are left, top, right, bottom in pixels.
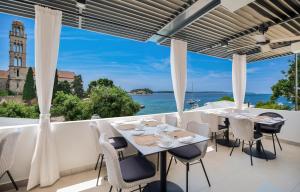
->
0, 130, 21, 176
229, 117, 254, 141
259, 112, 284, 132
165, 114, 177, 127
96, 120, 115, 138
186, 121, 209, 158
201, 112, 219, 132
99, 134, 124, 188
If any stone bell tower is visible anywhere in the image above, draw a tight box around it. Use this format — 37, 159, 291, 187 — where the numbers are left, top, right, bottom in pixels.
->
8, 21, 28, 94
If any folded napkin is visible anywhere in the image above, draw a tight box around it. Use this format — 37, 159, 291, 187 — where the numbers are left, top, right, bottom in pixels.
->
178, 136, 194, 143
116, 122, 138, 130
142, 119, 161, 127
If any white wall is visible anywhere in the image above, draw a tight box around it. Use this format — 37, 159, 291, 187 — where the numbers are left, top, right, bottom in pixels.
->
0, 109, 299, 186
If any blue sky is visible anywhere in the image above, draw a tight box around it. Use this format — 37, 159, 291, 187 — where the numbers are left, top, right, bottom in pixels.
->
0, 13, 292, 93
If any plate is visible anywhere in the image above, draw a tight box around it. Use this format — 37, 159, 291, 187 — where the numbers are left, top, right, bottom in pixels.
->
157, 141, 175, 149
132, 130, 145, 136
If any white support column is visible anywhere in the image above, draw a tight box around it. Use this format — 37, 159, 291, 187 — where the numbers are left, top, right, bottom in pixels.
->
232, 54, 247, 110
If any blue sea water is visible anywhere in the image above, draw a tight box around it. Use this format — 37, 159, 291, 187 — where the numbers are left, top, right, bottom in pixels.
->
132, 92, 291, 115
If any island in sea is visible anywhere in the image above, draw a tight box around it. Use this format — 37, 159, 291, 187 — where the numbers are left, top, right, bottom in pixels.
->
129, 88, 153, 95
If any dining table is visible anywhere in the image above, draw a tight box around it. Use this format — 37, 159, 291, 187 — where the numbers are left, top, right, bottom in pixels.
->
111, 120, 209, 192
203, 109, 286, 160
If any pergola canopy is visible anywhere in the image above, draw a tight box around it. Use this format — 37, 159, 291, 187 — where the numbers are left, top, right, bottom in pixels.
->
1, 0, 300, 62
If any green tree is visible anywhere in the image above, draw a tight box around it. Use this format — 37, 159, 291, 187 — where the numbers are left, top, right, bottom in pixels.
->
90, 85, 140, 118
57, 80, 72, 94
72, 75, 84, 98
52, 69, 59, 99
271, 56, 299, 108
87, 78, 114, 94
51, 91, 92, 121
22, 67, 36, 101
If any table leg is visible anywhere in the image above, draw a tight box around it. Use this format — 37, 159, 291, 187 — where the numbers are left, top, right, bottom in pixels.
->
143, 151, 183, 192
160, 151, 167, 192
243, 123, 276, 160
216, 118, 240, 147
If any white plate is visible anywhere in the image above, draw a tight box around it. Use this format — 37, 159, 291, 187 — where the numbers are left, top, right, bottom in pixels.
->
131, 130, 145, 136
157, 142, 175, 149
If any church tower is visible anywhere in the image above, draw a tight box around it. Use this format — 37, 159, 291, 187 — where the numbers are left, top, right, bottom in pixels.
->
8, 21, 28, 94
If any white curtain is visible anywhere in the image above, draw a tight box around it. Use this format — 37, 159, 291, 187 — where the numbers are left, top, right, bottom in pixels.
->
27, 5, 62, 190
170, 39, 187, 128
232, 54, 247, 110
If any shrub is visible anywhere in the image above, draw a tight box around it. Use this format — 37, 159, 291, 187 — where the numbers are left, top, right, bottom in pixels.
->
218, 96, 234, 102
0, 101, 39, 118
255, 101, 290, 110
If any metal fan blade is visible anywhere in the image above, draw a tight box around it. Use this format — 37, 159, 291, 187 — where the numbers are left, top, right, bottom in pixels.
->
270, 36, 300, 44
227, 44, 257, 52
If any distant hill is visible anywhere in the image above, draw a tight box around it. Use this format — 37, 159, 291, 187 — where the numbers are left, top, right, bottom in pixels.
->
130, 88, 153, 95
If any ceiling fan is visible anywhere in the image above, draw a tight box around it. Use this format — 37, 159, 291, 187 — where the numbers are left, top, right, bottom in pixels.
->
227, 24, 300, 54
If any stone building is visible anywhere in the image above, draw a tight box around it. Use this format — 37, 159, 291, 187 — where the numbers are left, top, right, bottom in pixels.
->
0, 21, 75, 94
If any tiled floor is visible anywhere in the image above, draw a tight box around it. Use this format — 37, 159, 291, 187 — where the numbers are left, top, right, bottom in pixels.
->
7, 138, 300, 192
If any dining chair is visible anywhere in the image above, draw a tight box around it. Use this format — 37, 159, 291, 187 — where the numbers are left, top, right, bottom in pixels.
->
167, 121, 211, 192
99, 133, 156, 192
201, 112, 227, 152
165, 114, 178, 127
93, 120, 128, 186
0, 130, 21, 191
258, 112, 284, 156
229, 117, 268, 165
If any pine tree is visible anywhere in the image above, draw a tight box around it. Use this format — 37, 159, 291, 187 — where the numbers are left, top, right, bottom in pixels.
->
72, 75, 84, 98
52, 69, 59, 99
22, 67, 36, 101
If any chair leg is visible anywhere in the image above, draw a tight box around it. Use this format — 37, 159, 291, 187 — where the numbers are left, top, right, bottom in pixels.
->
96, 154, 104, 186
95, 154, 100, 170
157, 153, 159, 171
139, 185, 142, 192
109, 185, 113, 192
167, 156, 173, 176
242, 140, 244, 152
272, 134, 277, 156
215, 132, 217, 152
6, 171, 18, 191
120, 151, 125, 160
174, 157, 177, 164
230, 139, 238, 156
186, 162, 189, 192
200, 159, 211, 187
275, 133, 283, 151
260, 142, 268, 161
249, 141, 253, 166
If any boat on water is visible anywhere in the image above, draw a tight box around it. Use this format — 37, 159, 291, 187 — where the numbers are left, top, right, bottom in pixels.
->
187, 99, 200, 105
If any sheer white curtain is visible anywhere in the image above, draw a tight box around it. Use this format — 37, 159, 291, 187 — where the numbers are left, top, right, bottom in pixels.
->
27, 5, 62, 190
170, 39, 187, 128
232, 54, 247, 110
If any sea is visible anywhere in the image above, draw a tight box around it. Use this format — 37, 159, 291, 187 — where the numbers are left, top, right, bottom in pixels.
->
132, 92, 291, 115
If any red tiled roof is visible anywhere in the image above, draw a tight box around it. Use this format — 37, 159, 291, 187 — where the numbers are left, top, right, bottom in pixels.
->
57, 71, 75, 80
0, 70, 8, 79
32, 69, 75, 80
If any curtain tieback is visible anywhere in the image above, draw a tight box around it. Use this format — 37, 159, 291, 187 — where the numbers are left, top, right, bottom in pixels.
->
40, 113, 51, 119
